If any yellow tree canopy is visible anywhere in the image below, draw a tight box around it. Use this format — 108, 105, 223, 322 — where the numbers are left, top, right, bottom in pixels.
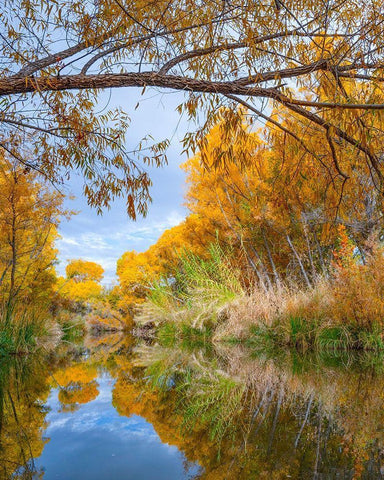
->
116, 214, 212, 312
66, 259, 104, 282
0, 153, 66, 306
59, 259, 104, 303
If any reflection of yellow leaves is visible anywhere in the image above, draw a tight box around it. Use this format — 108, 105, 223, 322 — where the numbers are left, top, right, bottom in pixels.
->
58, 380, 99, 405
54, 363, 98, 386
54, 363, 100, 409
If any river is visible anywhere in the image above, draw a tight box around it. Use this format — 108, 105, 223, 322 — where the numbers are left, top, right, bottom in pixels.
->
1, 332, 384, 479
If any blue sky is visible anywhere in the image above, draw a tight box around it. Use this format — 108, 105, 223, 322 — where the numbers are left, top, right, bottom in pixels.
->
57, 88, 192, 285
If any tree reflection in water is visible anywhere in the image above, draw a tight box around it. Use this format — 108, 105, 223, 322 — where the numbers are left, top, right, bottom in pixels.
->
130, 344, 384, 479
2, 334, 384, 479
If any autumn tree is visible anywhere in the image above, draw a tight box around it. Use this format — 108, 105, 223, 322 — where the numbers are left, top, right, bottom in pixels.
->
0, 152, 66, 307
116, 214, 211, 313
59, 259, 105, 303
178, 97, 384, 287
117, 105, 384, 301
1, 1, 384, 216
66, 259, 104, 283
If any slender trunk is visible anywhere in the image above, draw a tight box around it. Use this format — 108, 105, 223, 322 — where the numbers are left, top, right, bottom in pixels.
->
248, 244, 273, 290
215, 191, 268, 292
311, 226, 327, 275
243, 246, 268, 293
286, 234, 311, 288
8, 183, 17, 306
303, 222, 317, 279
262, 229, 281, 285
0, 263, 11, 287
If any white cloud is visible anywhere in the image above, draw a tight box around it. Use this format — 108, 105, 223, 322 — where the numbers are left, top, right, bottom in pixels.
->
58, 237, 80, 246
57, 209, 187, 284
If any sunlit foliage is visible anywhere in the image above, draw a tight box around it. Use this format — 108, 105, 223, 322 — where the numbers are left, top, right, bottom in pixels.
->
0, 152, 66, 308
2, 1, 384, 215
117, 107, 384, 316
116, 214, 211, 314
59, 259, 105, 303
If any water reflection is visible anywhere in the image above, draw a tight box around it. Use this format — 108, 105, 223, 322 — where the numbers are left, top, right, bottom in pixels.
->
1, 334, 384, 479
132, 344, 384, 479
0, 355, 50, 479
37, 371, 201, 479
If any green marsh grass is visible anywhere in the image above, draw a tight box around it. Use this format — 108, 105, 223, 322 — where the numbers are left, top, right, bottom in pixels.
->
136, 243, 243, 332
0, 303, 47, 355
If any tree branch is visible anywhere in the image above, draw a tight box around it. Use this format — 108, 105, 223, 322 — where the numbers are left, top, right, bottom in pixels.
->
3, 71, 384, 112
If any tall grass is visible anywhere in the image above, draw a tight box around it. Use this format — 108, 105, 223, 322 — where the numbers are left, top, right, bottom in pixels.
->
134, 239, 384, 352
135, 243, 244, 330
0, 303, 47, 355
215, 240, 384, 351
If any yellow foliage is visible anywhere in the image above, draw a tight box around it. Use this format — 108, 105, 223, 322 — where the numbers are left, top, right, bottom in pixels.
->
117, 107, 384, 312
59, 259, 104, 303
0, 153, 66, 307
116, 214, 211, 313
330, 240, 384, 329
66, 259, 104, 282
61, 278, 102, 302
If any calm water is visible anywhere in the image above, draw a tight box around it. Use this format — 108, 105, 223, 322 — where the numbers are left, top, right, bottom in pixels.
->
2, 333, 384, 479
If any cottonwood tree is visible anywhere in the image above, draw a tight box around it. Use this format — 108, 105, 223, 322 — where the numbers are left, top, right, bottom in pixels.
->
116, 214, 210, 312
59, 259, 105, 302
0, 152, 66, 306
116, 111, 384, 295
1, 0, 384, 216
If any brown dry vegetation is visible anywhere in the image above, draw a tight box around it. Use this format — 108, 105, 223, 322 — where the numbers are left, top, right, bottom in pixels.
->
136, 234, 384, 351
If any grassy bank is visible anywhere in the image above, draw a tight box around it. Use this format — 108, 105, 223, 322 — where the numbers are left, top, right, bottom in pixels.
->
134, 242, 384, 352
0, 302, 83, 355
0, 304, 49, 355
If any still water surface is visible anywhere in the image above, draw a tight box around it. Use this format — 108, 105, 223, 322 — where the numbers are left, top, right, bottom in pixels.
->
36, 372, 201, 479
2, 334, 384, 479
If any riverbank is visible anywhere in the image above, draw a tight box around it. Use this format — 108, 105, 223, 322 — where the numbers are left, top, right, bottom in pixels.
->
134, 241, 384, 352
0, 299, 131, 356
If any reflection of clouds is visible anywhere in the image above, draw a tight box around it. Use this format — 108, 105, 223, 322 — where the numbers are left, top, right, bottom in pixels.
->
39, 368, 202, 478
46, 375, 160, 443
50, 412, 159, 442
46, 416, 70, 430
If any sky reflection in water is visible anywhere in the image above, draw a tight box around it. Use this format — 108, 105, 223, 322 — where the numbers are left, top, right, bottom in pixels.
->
5, 338, 384, 480
35, 372, 201, 480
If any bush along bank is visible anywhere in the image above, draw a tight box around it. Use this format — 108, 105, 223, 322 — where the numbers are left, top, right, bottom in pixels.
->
133, 238, 384, 353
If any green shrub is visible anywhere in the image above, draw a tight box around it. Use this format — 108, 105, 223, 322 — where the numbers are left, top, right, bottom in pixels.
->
0, 303, 47, 355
